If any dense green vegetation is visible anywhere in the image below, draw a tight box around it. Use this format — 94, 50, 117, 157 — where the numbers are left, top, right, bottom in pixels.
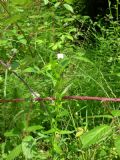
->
0, 0, 120, 159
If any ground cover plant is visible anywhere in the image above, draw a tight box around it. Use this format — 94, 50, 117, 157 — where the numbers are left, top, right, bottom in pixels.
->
0, 0, 120, 159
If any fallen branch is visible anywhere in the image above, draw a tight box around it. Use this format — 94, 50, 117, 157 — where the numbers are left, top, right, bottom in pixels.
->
0, 96, 120, 103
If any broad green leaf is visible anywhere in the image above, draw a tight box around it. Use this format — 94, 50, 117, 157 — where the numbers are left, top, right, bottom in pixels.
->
63, 3, 74, 13
22, 136, 35, 159
80, 125, 112, 148
115, 136, 120, 157
43, 0, 49, 5
6, 144, 22, 160
111, 110, 120, 117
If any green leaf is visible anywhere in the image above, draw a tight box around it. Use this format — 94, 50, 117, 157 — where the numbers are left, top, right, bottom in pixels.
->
115, 136, 120, 157
60, 58, 69, 67
22, 136, 35, 159
66, 34, 73, 41
44, 129, 73, 135
73, 55, 94, 65
43, 128, 57, 134
61, 83, 72, 96
35, 39, 44, 45
4, 130, 19, 137
54, 2, 61, 8
111, 110, 120, 117
58, 130, 74, 134
46, 72, 57, 87
57, 109, 69, 118
63, 3, 74, 13
0, 76, 3, 83
52, 42, 62, 50
4, 15, 21, 25
116, 73, 120, 77
64, 0, 74, 4
80, 125, 112, 148
25, 125, 43, 132
6, 144, 22, 160
12, 0, 32, 5
19, 39, 27, 45
53, 142, 62, 154
0, 40, 8, 46
23, 67, 36, 73
43, 0, 49, 5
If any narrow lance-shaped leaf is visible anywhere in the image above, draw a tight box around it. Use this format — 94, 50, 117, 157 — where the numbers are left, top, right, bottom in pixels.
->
54, 2, 61, 8
63, 3, 74, 13
80, 125, 112, 148
73, 55, 94, 65
6, 144, 22, 160
25, 125, 43, 132
61, 83, 73, 97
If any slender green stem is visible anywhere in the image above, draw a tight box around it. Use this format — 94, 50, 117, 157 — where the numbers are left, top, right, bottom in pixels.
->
4, 69, 8, 98
116, 0, 119, 21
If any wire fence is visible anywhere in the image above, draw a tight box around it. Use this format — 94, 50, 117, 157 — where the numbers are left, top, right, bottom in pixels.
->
1, 60, 120, 104
0, 96, 120, 103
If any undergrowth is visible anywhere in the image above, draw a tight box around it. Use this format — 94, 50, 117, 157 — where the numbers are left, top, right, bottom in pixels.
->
0, 0, 120, 159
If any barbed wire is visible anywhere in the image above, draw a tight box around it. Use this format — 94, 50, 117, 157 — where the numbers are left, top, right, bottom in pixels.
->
0, 96, 120, 103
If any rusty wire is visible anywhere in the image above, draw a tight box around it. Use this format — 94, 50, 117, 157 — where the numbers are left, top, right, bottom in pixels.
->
0, 96, 120, 103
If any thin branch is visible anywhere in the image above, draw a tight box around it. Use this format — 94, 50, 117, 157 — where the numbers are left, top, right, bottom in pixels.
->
0, 59, 38, 98
12, 71, 36, 95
